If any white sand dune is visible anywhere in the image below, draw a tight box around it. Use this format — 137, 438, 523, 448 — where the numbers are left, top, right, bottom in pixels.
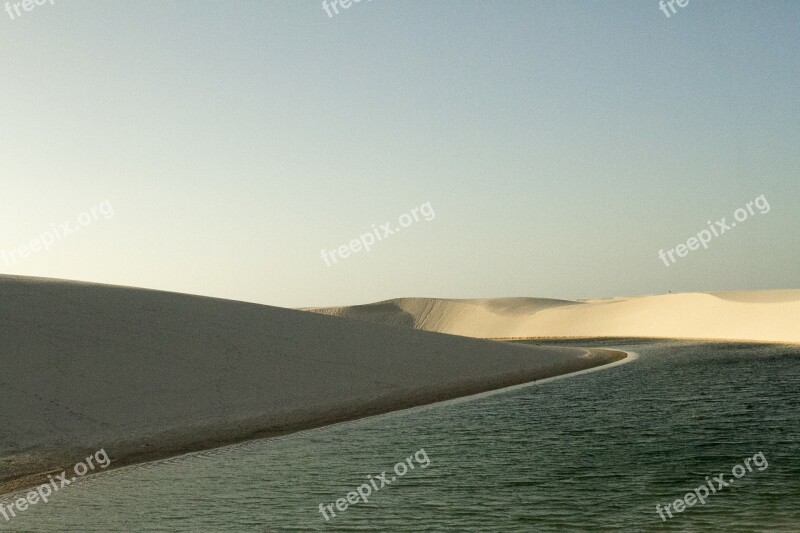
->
0, 276, 624, 494
310, 291, 800, 343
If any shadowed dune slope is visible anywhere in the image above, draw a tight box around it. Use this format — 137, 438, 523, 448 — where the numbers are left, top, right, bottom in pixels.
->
0, 276, 624, 493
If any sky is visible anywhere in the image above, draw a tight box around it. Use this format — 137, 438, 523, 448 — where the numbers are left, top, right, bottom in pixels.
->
1, 0, 798, 308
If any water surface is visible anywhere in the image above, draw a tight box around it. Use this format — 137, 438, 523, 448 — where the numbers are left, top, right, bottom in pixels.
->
3, 340, 799, 532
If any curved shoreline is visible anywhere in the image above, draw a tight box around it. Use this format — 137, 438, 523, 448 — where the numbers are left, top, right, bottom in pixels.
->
0, 348, 630, 498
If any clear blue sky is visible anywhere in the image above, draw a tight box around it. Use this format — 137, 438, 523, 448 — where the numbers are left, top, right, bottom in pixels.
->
1, 1, 798, 307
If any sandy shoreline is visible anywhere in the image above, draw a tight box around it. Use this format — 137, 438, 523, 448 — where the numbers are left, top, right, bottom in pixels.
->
0, 276, 626, 496
491, 336, 800, 346
1, 348, 629, 496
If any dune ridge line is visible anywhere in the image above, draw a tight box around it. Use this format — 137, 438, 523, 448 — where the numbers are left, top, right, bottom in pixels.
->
0, 275, 625, 495
308, 292, 800, 343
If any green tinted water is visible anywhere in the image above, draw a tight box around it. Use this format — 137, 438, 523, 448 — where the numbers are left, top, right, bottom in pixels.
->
3, 340, 799, 532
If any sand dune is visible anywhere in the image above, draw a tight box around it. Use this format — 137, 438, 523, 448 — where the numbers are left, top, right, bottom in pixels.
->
310, 291, 800, 343
0, 276, 625, 494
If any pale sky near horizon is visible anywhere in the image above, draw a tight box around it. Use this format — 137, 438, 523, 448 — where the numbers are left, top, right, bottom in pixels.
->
1, 1, 798, 308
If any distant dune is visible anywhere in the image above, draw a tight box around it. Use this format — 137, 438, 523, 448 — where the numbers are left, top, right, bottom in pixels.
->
309, 291, 800, 343
0, 276, 625, 494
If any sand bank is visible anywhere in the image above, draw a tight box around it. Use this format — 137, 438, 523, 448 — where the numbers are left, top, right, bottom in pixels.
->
0, 276, 625, 494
